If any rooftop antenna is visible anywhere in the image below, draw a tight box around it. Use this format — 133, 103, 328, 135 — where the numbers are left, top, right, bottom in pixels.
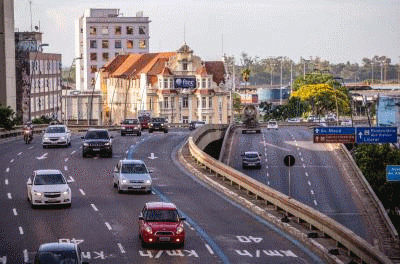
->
29, 0, 33, 31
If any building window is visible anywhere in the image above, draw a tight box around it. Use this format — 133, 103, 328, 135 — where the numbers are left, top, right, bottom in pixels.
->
115, 26, 121, 35
102, 53, 109, 61
91, 65, 97, 73
127, 40, 134, 49
90, 40, 97, 49
126, 26, 133, 35
139, 26, 146, 35
90, 53, 97, 61
209, 97, 213, 108
89, 26, 97, 35
101, 26, 109, 35
202, 97, 207, 109
202, 115, 206, 122
139, 40, 146, 49
164, 78, 168, 89
182, 59, 188, 71
115, 40, 122, 49
91, 78, 95, 86
164, 97, 169, 108
102, 40, 109, 49
183, 116, 188, 124
202, 78, 206, 88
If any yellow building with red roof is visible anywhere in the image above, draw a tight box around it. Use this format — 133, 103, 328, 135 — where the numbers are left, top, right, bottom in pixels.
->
99, 43, 231, 125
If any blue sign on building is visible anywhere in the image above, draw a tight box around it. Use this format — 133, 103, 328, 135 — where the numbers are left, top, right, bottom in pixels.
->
174, 77, 196, 89
313, 127, 355, 135
386, 165, 400, 182
356, 127, 397, 144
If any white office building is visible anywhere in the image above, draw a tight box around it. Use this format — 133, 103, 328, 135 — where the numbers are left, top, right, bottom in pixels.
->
75, 8, 150, 91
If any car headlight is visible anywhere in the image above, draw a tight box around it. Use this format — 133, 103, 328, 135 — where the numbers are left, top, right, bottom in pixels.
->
33, 190, 43, 196
104, 142, 110, 146
120, 177, 127, 184
176, 225, 184, 234
63, 189, 70, 195
43, 137, 49, 140
83, 142, 89, 146
149, 123, 153, 127
144, 226, 152, 234
145, 180, 151, 184
60, 136, 66, 140
121, 127, 126, 130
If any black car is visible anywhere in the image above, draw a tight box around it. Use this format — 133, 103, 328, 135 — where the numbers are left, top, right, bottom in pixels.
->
189, 121, 205, 130
149, 117, 168, 133
81, 129, 113, 158
29, 242, 89, 264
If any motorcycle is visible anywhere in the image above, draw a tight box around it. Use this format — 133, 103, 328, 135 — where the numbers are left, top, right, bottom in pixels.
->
24, 129, 33, 144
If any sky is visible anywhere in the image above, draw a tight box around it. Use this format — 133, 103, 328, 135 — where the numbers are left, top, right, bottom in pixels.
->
14, 0, 400, 67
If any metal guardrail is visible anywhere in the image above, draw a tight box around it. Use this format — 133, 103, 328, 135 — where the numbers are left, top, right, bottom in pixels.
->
188, 125, 393, 264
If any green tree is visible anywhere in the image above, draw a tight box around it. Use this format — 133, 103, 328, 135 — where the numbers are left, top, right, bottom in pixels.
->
241, 68, 251, 93
0, 104, 16, 130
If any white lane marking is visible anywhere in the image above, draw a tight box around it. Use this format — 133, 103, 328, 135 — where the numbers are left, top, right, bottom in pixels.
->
302, 164, 306, 168
205, 244, 214, 255
91, 204, 99, 212
105, 222, 112, 230
262, 142, 291, 152
64, 158, 69, 162
266, 165, 269, 169
64, 166, 68, 171
267, 181, 270, 185
10, 159, 14, 163
310, 190, 315, 195
19, 226, 24, 235
7, 193, 12, 199
71, 150, 76, 155
184, 221, 195, 230
36, 153, 48, 160
5, 179, 8, 185
69, 176, 75, 182
301, 158, 304, 162
266, 172, 269, 177
13, 208, 18, 216
6, 168, 10, 173
307, 181, 312, 186
79, 189, 86, 196
305, 172, 309, 177
265, 158, 268, 162
314, 200, 318, 206
126, 151, 129, 154
24, 249, 29, 262
117, 243, 126, 254
298, 152, 302, 156
28, 146, 34, 149
18, 152, 23, 156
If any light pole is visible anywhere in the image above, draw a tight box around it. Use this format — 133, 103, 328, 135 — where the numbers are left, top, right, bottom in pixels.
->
29, 43, 49, 121
64, 56, 82, 125
279, 57, 284, 105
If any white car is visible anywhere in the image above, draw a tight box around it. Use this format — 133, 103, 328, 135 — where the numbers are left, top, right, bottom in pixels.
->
27, 169, 72, 208
113, 159, 153, 194
341, 119, 353, 126
287, 117, 301, 123
267, 120, 278, 130
42, 125, 71, 148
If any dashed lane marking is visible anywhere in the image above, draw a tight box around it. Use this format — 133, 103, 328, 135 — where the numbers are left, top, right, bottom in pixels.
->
64, 158, 69, 162
105, 222, 112, 230
5, 179, 8, 185
18, 152, 23, 156
64, 166, 68, 171
301, 158, 304, 162
6, 168, 9, 173
23, 249, 28, 262
10, 159, 14, 163
307, 181, 312, 187
310, 190, 315, 195
314, 200, 318, 206
7, 193, 12, 199
205, 244, 215, 255
91, 204, 99, 212
117, 243, 126, 254
28, 146, 34, 149
305, 172, 309, 177
71, 151, 76, 155
69, 176, 75, 182
79, 189, 86, 196
19, 226, 24, 235
13, 208, 18, 216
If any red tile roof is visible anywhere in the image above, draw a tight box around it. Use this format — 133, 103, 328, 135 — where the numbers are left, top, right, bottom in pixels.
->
205, 61, 226, 85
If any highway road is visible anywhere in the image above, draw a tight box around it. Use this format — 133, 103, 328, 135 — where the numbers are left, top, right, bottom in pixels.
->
226, 126, 373, 243
0, 128, 323, 263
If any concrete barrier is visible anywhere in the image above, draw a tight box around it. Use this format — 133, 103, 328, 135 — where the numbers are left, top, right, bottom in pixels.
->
188, 125, 393, 264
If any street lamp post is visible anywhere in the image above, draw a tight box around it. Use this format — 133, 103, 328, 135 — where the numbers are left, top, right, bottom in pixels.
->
29, 43, 49, 121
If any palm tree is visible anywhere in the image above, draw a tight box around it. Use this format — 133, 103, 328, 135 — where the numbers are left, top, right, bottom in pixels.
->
241, 68, 251, 93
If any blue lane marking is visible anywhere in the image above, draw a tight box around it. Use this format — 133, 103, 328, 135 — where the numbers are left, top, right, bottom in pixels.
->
152, 188, 231, 264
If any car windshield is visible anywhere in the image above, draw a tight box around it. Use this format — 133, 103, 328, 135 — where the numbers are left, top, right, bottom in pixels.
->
145, 209, 179, 222
34, 174, 66, 185
46, 127, 65, 133
122, 119, 138, 124
139, 116, 150, 121
36, 250, 77, 264
245, 154, 259, 158
269, 122, 277, 125
151, 118, 165, 122
85, 131, 109, 139
121, 163, 147, 174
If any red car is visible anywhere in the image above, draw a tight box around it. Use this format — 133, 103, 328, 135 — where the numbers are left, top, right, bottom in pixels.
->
138, 116, 151, 130
120, 119, 141, 136
139, 202, 186, 247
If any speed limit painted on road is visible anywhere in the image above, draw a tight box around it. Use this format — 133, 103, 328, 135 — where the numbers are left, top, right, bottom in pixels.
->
283, 155, 295, 167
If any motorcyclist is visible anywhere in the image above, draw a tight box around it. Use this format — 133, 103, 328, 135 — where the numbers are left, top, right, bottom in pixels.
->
24, 122, 34, 140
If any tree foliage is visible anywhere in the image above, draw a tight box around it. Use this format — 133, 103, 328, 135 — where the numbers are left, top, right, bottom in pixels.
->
0, 104, 16, 130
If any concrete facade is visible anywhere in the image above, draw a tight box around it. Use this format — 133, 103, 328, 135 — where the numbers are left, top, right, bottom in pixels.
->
0, 0, 16, 111
75, 8, 150, 92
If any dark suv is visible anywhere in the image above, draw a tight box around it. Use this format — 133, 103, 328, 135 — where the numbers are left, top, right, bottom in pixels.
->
149, 118, 168, 133
81, 129, 113, 158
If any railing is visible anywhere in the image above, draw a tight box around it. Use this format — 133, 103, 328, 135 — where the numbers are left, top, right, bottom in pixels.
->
188, 125, 393, 264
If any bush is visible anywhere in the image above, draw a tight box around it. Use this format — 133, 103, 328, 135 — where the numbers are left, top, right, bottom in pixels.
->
0, 104, 16, 130
32, 115, 54, 125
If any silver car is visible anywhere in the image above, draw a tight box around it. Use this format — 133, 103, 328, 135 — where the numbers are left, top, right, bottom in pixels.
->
27, 169, 72, 208
113, 160, 153, 194
42, 125, 71, 148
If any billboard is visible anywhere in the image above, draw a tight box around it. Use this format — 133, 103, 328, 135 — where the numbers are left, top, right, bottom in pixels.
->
240, 94, 258, 104
174, 77, 196, 89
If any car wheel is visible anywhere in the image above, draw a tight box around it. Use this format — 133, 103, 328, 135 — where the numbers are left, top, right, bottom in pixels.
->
149, 129, 153, 133
68, 141, 71, 146
138, 132, 141, 136
117, 182, 123, 194
113, 181, 117, 188
65, 203, 72, 208
147, 189, 152, 194
43, 145, 46, 149
121, 132, 125, 136
108, 151, 113, 158
164, 130, 168, 133
82, 152, 87, 158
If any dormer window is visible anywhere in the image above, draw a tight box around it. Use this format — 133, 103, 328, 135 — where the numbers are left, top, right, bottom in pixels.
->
202, 78, 207, 88
164, 78, 168, 89
182, 59, 188, 71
